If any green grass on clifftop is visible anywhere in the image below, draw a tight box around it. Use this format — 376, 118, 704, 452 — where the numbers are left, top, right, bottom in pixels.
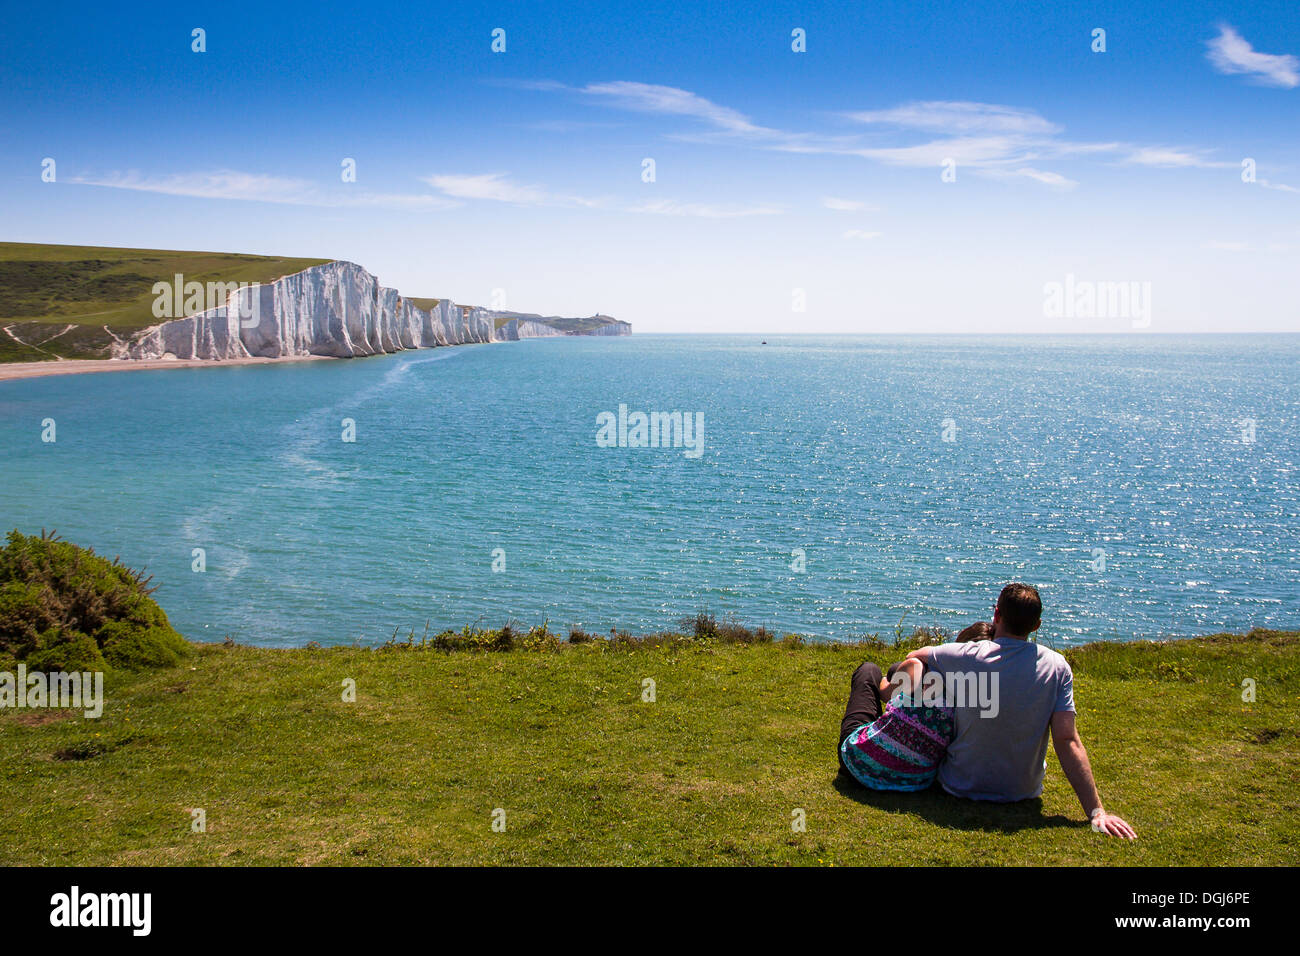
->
0, 242, 329, 361
1, 625, 1295, 866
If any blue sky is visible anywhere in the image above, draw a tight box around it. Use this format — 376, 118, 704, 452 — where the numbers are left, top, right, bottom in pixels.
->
2, 0, 1298, 332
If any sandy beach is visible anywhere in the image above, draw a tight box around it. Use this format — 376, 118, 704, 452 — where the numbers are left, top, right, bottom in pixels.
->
0, 355, 336, 382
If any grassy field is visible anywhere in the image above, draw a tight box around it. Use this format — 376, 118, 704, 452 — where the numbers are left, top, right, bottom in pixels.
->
1, 627, 1295, 866
0, 242, 330, 361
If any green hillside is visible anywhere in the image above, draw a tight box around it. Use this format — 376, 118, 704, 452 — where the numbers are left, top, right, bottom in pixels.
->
0, 242, 330, 362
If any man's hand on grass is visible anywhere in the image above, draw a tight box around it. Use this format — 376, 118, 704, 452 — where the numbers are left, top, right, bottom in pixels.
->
1052, 712, 1137, 840
1091, 810, 1137, 839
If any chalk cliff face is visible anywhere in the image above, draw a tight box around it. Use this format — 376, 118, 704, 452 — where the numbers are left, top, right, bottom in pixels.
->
486, 310, 631, 337
585, 319, 633, 336
493, 318, 565, 341
119, 260, 621, 360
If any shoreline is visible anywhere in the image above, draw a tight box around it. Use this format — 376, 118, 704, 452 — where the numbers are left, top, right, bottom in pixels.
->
0, 338, 516, 383
0, 354, 341, 382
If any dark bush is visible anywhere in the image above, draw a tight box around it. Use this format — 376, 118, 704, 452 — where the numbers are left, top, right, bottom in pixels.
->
688, 612, 718, 640
679, 612, 772, 645
0, 530, 189, 670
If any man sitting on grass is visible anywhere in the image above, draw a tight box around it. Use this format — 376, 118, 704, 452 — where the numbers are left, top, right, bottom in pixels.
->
905, 583, 1136, 838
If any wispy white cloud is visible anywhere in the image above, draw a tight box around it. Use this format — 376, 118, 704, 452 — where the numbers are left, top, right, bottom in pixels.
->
842, 229, 882, 240
1206, 24, 1299, 88
1121, 147, 1237, 169
528, 79, 833, 152
70, 169, 458, 209
424, 172, 549, 204
542, 80, 1292, 196
1258, 178, 1300, 193
576, 81, 775, 137
978, 167, 1078, 189
423, 172, 606, 208
424, 171, 780, 218
72, 170, 317, 204
841, 103, 1125, 175
850, 135, 1043, 168
1120, 158, 1298, 192
530, 83, 1126, 186
846, 101, 1060, 135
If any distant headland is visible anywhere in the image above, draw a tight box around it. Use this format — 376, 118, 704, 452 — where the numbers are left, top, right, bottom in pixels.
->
0, 242, 628, 376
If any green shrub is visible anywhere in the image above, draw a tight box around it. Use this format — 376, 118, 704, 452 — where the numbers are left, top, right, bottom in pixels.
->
22, 627, 103, 671
99, 621, 188, 669
0, 530, 189, 670
415, 623, 562, 653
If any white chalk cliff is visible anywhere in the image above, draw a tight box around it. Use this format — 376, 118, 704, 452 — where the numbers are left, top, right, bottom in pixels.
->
493, 317, 565, 340
490, 310, 631, 338
117, 260, 627, 360
584, 319, 634, 336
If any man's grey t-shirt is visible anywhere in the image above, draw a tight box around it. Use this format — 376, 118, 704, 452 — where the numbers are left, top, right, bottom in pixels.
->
929, 637, 1074, 802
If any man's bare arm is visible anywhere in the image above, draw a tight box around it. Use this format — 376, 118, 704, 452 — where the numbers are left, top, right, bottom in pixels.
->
1050, 711, 1136, 839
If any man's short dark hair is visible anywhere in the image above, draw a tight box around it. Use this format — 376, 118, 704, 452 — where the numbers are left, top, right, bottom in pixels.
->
996, 583, 1042, 636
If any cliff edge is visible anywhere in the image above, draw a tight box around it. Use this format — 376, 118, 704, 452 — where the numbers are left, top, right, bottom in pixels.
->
118, 260, 628, 360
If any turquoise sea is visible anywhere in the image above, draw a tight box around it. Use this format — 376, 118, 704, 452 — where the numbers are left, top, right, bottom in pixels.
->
1, 335, 1296, 646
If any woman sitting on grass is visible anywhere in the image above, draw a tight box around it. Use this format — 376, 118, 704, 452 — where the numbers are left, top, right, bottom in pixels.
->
838, 622, 992, 791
